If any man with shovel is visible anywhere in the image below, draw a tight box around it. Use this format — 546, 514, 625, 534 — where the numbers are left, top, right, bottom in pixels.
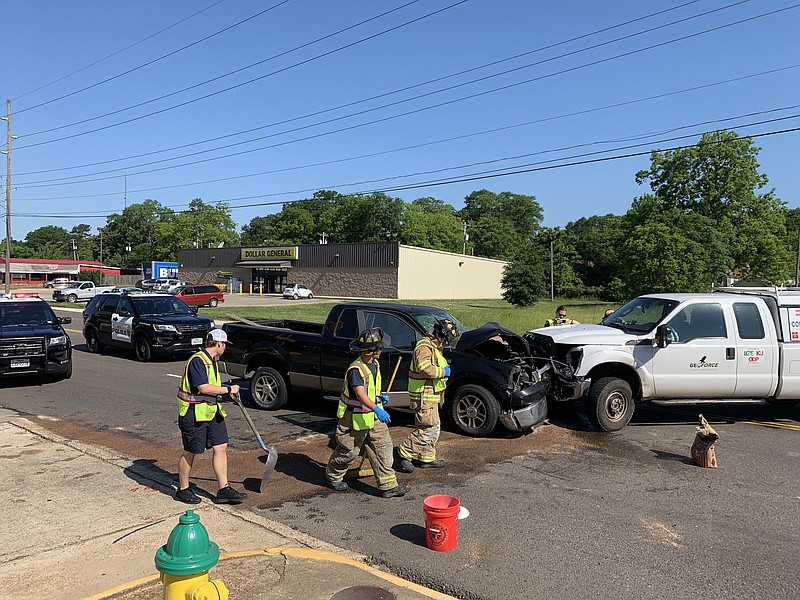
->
175, 328, 248, 505
325, 327, 411, 498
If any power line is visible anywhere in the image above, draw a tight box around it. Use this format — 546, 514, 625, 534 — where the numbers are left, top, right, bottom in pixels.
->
15, 0, 293, 115
12, 0, 227, 101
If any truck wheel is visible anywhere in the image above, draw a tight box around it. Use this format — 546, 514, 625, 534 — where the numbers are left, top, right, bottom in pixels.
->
67, 294, 78, 303
209, 298, 219, 307
448, 384, 500, 437
249, 366, 288, 410
588, 377, 634, 432
134, 335, 152, 362
85, 327, 104, 353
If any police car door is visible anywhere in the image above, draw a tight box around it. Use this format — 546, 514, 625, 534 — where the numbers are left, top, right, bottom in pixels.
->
111, 296, 135, 345
651, 302, 736, 398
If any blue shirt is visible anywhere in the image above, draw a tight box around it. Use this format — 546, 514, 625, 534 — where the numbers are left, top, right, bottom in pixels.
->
187, 350, 218, 393
348, 360, 377, 393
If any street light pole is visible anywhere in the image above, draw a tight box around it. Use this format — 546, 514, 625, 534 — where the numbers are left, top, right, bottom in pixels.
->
2, 100, 12, 294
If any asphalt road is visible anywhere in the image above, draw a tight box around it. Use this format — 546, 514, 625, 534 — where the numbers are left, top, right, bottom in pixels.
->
1, 308, 799, 599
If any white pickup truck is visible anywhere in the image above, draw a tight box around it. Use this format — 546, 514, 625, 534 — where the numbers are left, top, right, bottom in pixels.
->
52, 281, 116, 303
525, 287, 800, 431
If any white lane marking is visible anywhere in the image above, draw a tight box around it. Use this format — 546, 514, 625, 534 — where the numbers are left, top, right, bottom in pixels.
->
166, 374, 182, 378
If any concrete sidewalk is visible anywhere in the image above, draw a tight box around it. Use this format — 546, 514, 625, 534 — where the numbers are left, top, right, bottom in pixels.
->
0, 410, 454, 600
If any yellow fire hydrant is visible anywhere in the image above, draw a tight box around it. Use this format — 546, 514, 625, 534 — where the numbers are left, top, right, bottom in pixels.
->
154, 509, 229, 600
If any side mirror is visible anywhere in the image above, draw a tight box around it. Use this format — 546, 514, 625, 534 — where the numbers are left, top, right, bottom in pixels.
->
58, 316, 72, 324
655, 324, 672, 348
190, 306, 199, 314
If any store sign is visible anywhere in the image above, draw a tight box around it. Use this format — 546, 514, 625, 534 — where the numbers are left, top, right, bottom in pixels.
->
241, 247, 298, 261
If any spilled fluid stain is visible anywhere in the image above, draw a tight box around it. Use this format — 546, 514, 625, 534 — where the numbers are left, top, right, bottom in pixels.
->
638, 516, 683, 548
0, 448, 44, 459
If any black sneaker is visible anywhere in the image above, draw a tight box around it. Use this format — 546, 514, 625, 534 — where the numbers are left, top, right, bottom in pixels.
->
175, 487, 201, 504
417, 459, 446, 469
328, 479, 348, 492
215, 486, 247, 504
381, 483, 411, 498
394, 447, 414, 473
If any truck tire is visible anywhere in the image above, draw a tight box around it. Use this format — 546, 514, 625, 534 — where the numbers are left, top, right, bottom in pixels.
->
85, 327, 104, 353
133, 335, 152, 362
209, 298, 219, 307
448, 384, 500, 437
588, 377, 634, 432
249, 366, 288, 410
67, 294, 78, 303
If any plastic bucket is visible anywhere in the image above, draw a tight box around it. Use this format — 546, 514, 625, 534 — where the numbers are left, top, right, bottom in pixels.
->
423, 495, 460, 552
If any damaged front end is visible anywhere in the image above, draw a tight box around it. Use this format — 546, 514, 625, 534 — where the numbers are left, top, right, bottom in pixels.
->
452, 323, 549, 432
523, 331, 590, 402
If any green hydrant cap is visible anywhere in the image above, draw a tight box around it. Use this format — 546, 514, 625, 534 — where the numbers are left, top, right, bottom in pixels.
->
155, 510, 220, 576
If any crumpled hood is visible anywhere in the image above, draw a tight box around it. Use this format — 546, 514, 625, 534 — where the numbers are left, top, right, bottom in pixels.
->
456, 322, 530, 354
527, 324, 637, 346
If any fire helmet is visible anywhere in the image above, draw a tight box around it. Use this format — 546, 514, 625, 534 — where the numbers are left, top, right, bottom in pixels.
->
349, 327, 392, 353
432, 318, 459, 346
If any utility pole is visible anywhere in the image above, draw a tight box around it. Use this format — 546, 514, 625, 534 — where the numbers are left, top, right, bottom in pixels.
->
2, 100, 12, 294
71, 239, 78, 261
550, 239, 554, 301
462, 221, 469, 255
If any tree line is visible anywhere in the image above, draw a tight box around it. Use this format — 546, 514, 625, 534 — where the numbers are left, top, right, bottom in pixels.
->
8, 130, 797, 305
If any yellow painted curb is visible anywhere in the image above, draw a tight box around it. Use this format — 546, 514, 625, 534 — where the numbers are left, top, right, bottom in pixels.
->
89, 547, 458, 600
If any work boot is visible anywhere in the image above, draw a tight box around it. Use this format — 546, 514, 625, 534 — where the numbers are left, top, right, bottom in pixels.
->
175, 487, 201, 505
215, 485, 247, 504
381, 483, 411, 498
394, 447, 414, 473
417, 459, 446, 469
328, 479, 348, 492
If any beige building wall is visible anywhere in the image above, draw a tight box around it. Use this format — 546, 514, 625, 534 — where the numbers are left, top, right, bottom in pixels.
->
397, 245, 507, 300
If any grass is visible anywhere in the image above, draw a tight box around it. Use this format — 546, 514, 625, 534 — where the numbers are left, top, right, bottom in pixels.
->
204, 298, 616, 334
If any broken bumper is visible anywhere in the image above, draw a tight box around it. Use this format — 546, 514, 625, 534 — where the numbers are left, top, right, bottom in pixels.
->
500, 380, 549, 431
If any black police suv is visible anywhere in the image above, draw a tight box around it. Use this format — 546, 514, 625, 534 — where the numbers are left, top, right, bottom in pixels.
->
82, 292, 214, 362
0, 293, 72, 380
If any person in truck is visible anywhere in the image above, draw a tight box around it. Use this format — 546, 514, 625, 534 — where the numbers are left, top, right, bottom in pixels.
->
325, 327, 411, 499
545, 305, 579, 327
395, 318, 458, 473
174, 329, 248, 505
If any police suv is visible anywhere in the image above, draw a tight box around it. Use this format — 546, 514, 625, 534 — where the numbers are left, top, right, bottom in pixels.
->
0, 292, 72, 380
526, 287, 800, 431
82, 292, 214, 362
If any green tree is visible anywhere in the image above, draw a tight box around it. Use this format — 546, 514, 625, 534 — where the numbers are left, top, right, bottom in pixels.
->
24, 226, 71, 259
400, 197, 462, 252
167, 199, 239, 255
104, 199, 176, 268
461, 190, 543, 259
501, 240, 547, 306
564, 214, 626, 297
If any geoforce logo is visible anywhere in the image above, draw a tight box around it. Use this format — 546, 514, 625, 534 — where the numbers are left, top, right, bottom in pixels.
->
689, 355, 719, 369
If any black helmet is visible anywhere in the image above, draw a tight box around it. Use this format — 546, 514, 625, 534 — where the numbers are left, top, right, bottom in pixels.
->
432, 318, 459, 346
349, 327, 392, 352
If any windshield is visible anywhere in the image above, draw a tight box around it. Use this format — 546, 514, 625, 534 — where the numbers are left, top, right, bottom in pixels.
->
413, 309, 468, 336
0, 302, 57, 327
132, 296, 193, 316
64, 282, 81, 288
603, 297, 680, 334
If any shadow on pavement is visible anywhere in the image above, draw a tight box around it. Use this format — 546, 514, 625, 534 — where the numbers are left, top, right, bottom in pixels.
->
389, 523, 427, 548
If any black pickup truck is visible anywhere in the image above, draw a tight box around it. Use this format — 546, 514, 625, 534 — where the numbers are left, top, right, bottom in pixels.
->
220, 302, 548, 437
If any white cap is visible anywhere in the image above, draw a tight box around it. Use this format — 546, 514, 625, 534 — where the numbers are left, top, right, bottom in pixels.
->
207, 328, 230, 344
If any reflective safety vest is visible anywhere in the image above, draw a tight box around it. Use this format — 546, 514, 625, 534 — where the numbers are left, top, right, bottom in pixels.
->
177, 351, 227, 422
408, 336, 448, 404
337, 357, 382, 431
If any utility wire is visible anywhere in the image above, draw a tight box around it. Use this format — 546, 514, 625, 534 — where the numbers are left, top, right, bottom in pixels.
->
12, 0, 227, 101
15, 0, 293, 115
20, 0, 705, 140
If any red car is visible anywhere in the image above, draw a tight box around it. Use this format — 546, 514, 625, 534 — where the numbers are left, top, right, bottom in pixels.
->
171, 284, 224, 308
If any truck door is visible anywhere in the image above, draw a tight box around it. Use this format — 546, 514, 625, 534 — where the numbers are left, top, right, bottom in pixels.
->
731, 301, 777, 396
111, 296, 135, 346
360, 310, 420, 407
320, 308, 361, 395
651, 302, 736, 398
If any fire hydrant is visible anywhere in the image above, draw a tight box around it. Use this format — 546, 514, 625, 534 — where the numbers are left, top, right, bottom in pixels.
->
154, 509, 229, 600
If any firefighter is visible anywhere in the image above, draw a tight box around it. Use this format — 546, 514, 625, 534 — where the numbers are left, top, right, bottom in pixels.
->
395, 318, 459, 473
325, 327, 411, 498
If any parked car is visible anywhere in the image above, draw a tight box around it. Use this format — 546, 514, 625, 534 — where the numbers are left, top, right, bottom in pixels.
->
82, 292, 214, 362
43, 277, 71, 288
283, 283, 313, 300
220, 302, 548, 437
0, 292, 72, 380
52, 281, 116, 303
136, 279, 160, 290
171, 284, 224, 308
153, 279, 187, 292
109, 286, 144, 294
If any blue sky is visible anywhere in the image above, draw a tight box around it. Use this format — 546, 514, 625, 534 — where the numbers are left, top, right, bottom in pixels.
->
3, 0, 799, 239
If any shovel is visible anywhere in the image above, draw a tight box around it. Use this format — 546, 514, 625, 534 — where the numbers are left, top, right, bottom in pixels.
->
231, 392, 278, 492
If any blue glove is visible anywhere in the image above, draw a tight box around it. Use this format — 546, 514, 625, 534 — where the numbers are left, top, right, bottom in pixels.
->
443, 365, 451, 377
379, 393, 390, 405
374, 405, 391, 423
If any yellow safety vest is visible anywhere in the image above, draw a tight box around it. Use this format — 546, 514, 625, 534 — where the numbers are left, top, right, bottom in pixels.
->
177, 351, 228, 422
337, 357, 382, 431
408, 336, 448, 403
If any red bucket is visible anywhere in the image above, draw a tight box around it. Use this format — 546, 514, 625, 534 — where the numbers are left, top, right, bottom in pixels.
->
423, 495, 460, 552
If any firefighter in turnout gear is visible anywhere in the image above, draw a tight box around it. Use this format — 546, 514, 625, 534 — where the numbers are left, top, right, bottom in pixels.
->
175, 328, 247, 505
325, 327, 411, 498
395, 318, 459, 473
